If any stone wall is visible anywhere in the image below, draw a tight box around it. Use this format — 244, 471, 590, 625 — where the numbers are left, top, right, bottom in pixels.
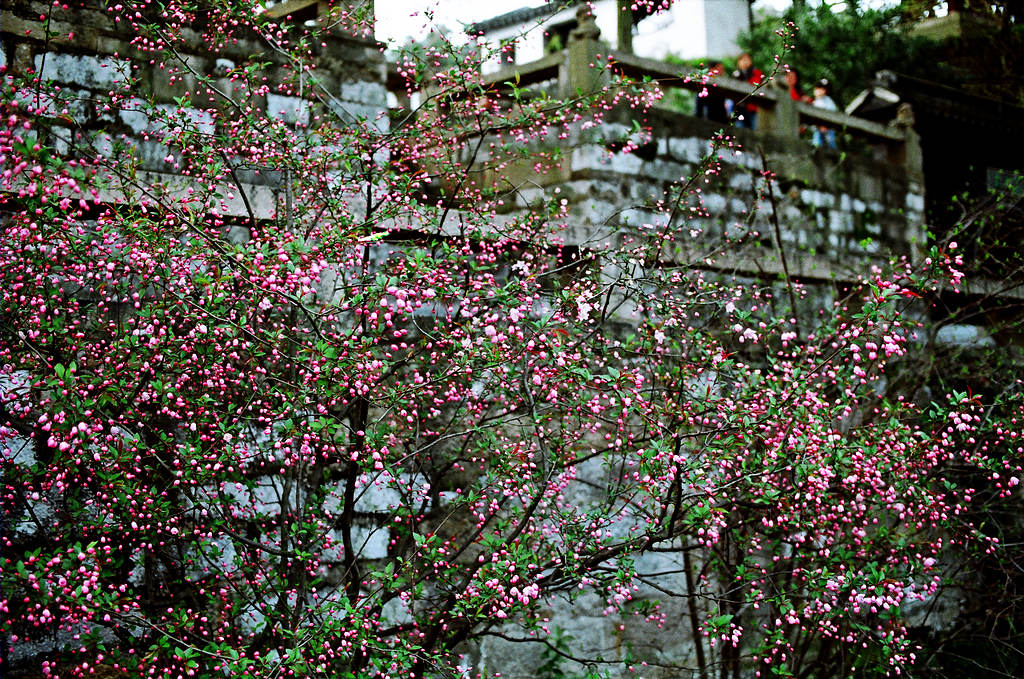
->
2, 5, 956, 677
2, 2, 392, 673
455, 71, 935, 679
494, 108, 926, 288
1, 0, 386, 219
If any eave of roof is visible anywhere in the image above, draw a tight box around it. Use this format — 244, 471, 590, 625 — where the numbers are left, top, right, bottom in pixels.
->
469, 1, 582, 35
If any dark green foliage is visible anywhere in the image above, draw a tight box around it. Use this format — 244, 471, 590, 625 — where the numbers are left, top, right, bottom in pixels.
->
740, 2, 939, 107
934, 24, 1024, 105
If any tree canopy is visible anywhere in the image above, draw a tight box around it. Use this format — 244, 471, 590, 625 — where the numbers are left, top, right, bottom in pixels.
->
741, 1, 938, 107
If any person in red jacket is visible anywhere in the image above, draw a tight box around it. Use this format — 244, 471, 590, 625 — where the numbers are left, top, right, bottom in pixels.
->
731, 52, 764, 129
783, 68, 813, 103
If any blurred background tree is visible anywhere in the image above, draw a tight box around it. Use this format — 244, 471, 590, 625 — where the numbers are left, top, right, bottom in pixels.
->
740, 1, 940, 108
741, 0, 1023, 107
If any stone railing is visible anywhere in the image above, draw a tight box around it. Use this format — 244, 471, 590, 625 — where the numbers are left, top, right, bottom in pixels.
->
462, 8, 930, 281
480, 30, 922, 180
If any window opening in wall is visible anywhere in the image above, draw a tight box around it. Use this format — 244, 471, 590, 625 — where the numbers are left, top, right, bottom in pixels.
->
544, 20, 577, 53
499, 37, 517, 64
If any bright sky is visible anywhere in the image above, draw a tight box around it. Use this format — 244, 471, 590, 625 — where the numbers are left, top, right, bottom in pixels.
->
373, 0, 900, 44
375, 0, 527, 44
375, 1, 783, 44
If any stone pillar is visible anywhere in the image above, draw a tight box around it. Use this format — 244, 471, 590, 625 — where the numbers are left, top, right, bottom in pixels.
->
616, 0, 634, 55
762, 94, 800, 141
891, 102, 927, 262
888, 103, 925, 184
565, 6, 606, 97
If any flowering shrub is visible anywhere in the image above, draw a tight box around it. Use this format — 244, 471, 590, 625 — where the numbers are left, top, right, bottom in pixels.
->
1, 1, 1021, 677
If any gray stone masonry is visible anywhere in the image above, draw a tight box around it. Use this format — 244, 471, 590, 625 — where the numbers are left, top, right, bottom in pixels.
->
2, 0, 386, 205
1, 4, 966, 678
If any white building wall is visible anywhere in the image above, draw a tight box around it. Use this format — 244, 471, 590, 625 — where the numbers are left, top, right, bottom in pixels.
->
638, 0, 709, 60
479, 0, 749, 74
702, 0, 750, 59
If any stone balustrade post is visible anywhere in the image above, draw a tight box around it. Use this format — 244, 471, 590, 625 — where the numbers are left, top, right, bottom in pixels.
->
767, 94, 801, 140
890, 103, 925, 185
564, 6, 606, 97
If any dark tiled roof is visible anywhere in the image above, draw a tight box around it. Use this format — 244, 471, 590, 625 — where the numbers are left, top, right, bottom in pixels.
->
469, 1, 581, 35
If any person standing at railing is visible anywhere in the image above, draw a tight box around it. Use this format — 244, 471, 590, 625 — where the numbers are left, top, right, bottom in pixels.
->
782, 68, 813, 103
731, 52, 765, 129
696, 61, 729, 124
811, 78, 838, 149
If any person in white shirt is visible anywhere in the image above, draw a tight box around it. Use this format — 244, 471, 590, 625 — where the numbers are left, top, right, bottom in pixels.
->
812, 78, 838, 149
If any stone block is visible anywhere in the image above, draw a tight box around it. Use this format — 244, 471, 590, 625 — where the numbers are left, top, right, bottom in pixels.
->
632, 549, 682, 578
591, 122, 631, 142
570, 144, 606, 172
724, 147, 759, 170
829, 210, 852, 234
605, 151, 644, 174
356, 471, 404, 512
703, 193, 727, 215
935, 324, 995, 348
574, 179, 609, 197
330, 100, 388, 132
226, 225, 252, 243
801, 189, 832, 208
352, 523, 390, 559
118, 97, 150, 134
621, 208, 669, 230
214, 58, 235, 75
724, 220, 750, 239
34, 53, 128, 90
50, 125, 71, 156
220, 477, 285, 517
515, 187, 546, 207
782, 204, 803, 223
630, 181, 661, 203
187, 536, 237, 580
380, 595, 413, 627
267, 92, 311, 126
666, 137, 704, 163
15, 88, 88, 121
860, 237, 881, 254
14, 43, 33, 73
340, 80, 388, 106
147, 54, 208, 103
3, 14, 71, 49
728, 172, 752, 190
905, 215, 924, 239
136, 140, 173, 171
91, 133, 115, 159
858, 172, 883, 202
644, 159, 688, 183
562, 180, 595, 201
